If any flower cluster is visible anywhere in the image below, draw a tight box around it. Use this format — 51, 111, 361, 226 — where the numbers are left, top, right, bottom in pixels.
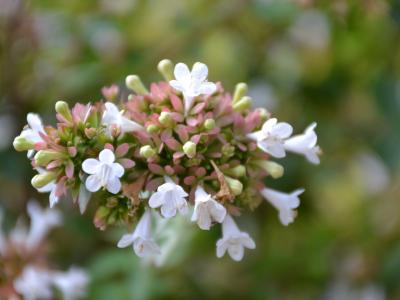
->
0, 201, 89, 300
13, 60, 321, 261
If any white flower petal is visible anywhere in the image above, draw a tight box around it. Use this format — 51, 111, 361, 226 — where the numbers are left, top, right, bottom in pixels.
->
273, 122, 293, 139
111, 163, 124, 178
174, 63, 191, 82
85, 175, 102, 192
106, 176, 121, 194
117, 233, 135, 248
99, 149, 115, 164
191, 62, 208, 81
227, 244, 245, 261
120, 117, 143, 132
199, 82, 217, 95
169, 80, 183, 91
27, 113, 44, 133
82, 158, 100, 174
160, 199, 177, 218
148, 192, 165, 208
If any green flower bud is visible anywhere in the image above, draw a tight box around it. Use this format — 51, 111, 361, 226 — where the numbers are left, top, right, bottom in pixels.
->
183, 141, 196, 158
125, 75, 148, 95
232, 96, 252, 112
157, 59, 174, 81
31, 171, 57, 189
204, 118, 216, 130
224, 176, 243, 196
13, 136, 35, 151
256, 108, 270, 121
140, 145, 156, 159
225, 165, 246, 178
34, 150, 65, 166
256, 160, 284, 179
222, 144, 235, 157
233, 82, 248, 104
146, 124, 160, 134
158, 111, 173, 127
55, 101, 73, 123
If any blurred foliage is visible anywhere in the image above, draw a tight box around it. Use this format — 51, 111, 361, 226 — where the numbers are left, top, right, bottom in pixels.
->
1, 0, 400, 299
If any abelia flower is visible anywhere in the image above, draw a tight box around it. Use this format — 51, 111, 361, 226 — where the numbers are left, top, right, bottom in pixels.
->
169, 62, 216, 115
82, 149, 125, 194
247, 118, 293, 158
284, 122, 321, 164
191, 186, 226, 230
52, 267, 89, 300
13, 266, 53, 300
117, 210, 161, 257
26, 201, 61, 250
13, 60, 321, 261
148, 177, 189, 218
20, 113, 45, 158
216, 214, 256, 261
260, 187, 304, 226
102, 102, 143, 134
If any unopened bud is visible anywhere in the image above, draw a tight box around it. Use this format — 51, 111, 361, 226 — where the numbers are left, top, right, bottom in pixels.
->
146, 124, 160, 134
224, 176, 243, 196
183, 141, 196, 158
158, 111, 173, 127
157, 59, 174, 81
126, 75, 148, 95
225, 165, 246, 178
233, 82, 248, 104
140, 145, 156, 159
233, 96, 252, 112
256, 160, 284, 179
222, 144, 235, 157
55, 101, 73, 123
204, 118, 216, 130
13, 136, 35, 151
31, 171, 57, 189
256, 108, 270, 121
34, 150, 65, 166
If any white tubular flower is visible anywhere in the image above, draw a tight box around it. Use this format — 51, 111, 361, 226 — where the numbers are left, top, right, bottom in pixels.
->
35, 168, 59, 208
13, 265, 53, 300
191, 186, 227, 230
26, 201, 61, 250
102, 102, 143, 133
169, 62, 217, 115
20, 113, 45, 158
82, 149, 125, 194
216, 215, 256, 262
117, 210, 161, 258
284, 122, 321, 164
247, 118, 293, 158
52, 267, 89, 300
260, 187, 304, 226
148, 176, 189, 218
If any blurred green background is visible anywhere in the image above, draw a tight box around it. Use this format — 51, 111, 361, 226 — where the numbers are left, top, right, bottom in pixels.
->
1, 0, 400, 299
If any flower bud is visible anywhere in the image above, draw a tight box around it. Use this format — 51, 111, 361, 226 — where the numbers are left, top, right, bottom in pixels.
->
225, 165, 246, 178
55, 101, 73, 123
34, 150, 65, 166
233, 82, 248, 104
224, 176, 243, 196
256, 160, 284, 179
125, 75, 148, 95
146, 124, 160, 134
222, 144, 235, 157
183, 141, 196, 158
256, 108, 270, 121
158, 111, 173, 127
232, 96, 252, 112
204, 118, 216, 130
31, 171, 57, 189
13, 136, 35, 151
157, 59, 174, 81
140, 145, 156, 159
